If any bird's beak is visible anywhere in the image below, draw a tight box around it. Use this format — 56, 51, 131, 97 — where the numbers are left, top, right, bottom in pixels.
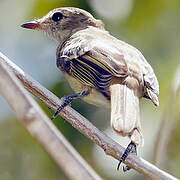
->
21, 21, 49, 31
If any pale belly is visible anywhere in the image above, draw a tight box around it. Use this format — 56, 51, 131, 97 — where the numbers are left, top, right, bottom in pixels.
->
65, 74, 110, 108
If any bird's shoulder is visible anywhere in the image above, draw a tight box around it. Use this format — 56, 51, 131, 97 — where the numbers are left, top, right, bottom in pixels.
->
57, 28, 130, 76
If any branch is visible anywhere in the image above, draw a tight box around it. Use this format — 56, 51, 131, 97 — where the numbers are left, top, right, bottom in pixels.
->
154, 66, 180, 167
0, 54, 103, 180
153, 94, 176, 167
0, 52, 178, 180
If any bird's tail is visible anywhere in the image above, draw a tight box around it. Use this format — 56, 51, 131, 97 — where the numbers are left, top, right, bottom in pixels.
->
110, 77, 144, 146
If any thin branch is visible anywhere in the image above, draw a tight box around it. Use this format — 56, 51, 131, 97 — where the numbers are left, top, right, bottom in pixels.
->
154, 66, 180, 167
153, 94, 176, 167
0, 54, 103, 180
0, 52, 178, 180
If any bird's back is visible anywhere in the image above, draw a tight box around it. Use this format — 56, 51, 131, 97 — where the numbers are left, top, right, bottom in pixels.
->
58, 27, 159, 106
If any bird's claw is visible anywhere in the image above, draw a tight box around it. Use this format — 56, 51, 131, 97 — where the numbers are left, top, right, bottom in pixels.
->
117, 141, 137, 172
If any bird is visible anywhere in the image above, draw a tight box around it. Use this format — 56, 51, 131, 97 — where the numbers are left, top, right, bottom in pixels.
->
21, 7, 159, 171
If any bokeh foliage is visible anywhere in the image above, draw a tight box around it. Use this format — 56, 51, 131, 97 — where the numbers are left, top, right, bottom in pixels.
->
1, 0, 180, 179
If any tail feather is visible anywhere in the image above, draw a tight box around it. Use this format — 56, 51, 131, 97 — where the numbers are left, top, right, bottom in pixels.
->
110, 79, 144, 146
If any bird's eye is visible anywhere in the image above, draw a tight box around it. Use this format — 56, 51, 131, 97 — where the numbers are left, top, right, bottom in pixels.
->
52, 12, 63, 22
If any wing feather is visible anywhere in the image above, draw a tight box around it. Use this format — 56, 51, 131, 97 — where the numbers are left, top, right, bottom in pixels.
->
57, 30, 159, 105
70, 56, 112, 91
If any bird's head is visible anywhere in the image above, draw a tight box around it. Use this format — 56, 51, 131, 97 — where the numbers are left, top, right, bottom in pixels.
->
21, 7, 104, 43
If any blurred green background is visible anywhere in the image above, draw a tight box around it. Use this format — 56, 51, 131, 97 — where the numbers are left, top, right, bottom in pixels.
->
0, 0, 180, 179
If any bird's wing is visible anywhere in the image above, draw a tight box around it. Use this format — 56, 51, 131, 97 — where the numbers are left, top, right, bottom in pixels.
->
57, 34, 159, 105
59, 36, 129, 77
57, 36, 128, 91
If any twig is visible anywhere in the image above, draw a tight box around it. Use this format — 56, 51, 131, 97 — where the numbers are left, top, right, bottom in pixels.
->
0, 52, 178, 180
153, 94, 176, 168
154, 66, 180, 168
0, 54, 103, 180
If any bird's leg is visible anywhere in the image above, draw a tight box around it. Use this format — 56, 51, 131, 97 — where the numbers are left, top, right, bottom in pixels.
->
117, 141, 137, 172
51, 89, 90, 120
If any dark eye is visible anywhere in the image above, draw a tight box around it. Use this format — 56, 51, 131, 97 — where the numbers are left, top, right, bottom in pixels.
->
52, 12, 63, 22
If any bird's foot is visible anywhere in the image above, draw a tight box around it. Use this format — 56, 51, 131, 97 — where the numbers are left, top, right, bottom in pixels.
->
51, 89, 90, 120
117, 141, 137, 172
